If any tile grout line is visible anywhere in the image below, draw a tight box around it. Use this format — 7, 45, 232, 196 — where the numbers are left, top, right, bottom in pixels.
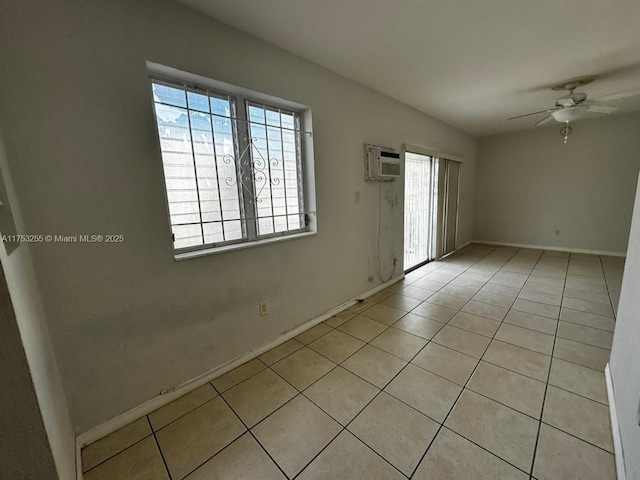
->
527, 251, 570, 480
80, 430, 156, 476
458, 322, 610, 358
212, 358, 269, 393
505, 313, 613, 341
146, 416, 173, 480
188, 390, 292, 480
537, 419, 617, 455
598, 254, 618, 321
142, 384, 220, 437
549, 330, 613, 351
559, 311, 616, 332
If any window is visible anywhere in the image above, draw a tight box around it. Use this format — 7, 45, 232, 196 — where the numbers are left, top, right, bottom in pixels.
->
150, 77, 311, 254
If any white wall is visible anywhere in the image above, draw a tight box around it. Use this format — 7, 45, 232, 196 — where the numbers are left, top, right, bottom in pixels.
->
0, 130, 75, 479
610, 173, 640, 480
0, 0, 476, 434
475, 113, 640, 254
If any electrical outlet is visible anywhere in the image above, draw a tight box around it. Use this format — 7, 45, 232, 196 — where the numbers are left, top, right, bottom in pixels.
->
355, 191, 361, 203
555, 229, 560, 236
367, 275, 374, 283
259, 301, 268, 316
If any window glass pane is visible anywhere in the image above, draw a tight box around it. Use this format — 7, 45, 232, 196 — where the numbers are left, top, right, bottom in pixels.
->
211, 95, 232, 118
281, 112, 294, 129
153, 83, 187, 107
187, 91, 210, 113
287, 214, 301, 230
223, 220, 243, 241
258, 218, 273, 235
248, 103, 303, 237
203, 222, 223, 244
274, 216, 287, 233
265, 108, 280, 127
173, 224, 203, 249
248, 105, 265, 124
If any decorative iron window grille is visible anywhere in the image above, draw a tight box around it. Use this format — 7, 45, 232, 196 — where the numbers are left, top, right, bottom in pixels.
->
150, 79, 310, 252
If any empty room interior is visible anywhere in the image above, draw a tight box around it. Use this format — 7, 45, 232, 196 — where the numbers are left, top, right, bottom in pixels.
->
3, 1, 640, 479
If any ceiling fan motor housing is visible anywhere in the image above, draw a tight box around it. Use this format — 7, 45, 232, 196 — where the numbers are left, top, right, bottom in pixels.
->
556, 92, 587, 107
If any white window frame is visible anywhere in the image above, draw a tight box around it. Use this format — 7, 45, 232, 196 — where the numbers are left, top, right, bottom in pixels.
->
147, 63, 317, 260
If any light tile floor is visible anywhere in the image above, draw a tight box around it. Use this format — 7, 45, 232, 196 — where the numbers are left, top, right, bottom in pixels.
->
81, 244, 622, 480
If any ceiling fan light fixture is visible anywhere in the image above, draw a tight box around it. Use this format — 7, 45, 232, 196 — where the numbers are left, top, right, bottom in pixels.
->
551, 105, 597, 123
551, 108, 579, 123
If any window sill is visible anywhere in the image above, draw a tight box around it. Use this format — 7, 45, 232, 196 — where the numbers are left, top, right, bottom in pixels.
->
174, 231, 317, 261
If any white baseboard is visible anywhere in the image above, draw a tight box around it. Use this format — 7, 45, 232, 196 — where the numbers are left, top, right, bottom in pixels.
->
605, 363, 626, 480
456, 240, 473, 251
473, 240, 626, 257
441, 240, 474, 259
74, 273, 405, 477
355, 273, 405, 300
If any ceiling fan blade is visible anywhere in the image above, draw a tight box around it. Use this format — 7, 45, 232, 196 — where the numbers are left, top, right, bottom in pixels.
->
594, 89, 640, 102
535, 116, 554, 127
587, 105, 619, 114
507, 108, 558, 121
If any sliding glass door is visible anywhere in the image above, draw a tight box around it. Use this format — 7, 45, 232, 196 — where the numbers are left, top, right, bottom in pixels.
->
404, 152, 438, 270
404, 151, 461, 271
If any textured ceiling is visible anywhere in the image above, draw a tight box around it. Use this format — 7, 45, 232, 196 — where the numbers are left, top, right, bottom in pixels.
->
180, 0, 640, 137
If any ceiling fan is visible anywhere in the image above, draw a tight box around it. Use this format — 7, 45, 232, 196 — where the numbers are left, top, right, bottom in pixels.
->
507, 75, 640, 142
508, 75, 621, 125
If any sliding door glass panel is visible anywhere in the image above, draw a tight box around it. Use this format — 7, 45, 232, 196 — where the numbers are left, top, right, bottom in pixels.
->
435, 159, 461, 259
404, 153, 438, 270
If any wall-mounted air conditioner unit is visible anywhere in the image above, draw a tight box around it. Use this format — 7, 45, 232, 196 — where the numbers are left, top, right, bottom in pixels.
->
364, 144, 401, 182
